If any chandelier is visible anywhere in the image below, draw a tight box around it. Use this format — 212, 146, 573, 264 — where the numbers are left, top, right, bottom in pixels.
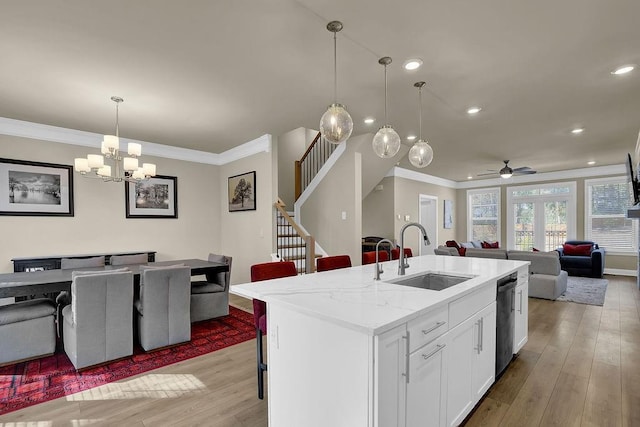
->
74, 96, 157, 182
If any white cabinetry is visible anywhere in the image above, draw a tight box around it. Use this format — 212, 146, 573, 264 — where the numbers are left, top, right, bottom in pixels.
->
375, 324, 408, 427
513, 267, 528, 353
446, 301, 496, 427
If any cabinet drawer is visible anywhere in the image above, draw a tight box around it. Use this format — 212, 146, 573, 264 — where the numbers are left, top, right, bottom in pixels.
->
449, 282, 495, 328
408, 305, 448, 352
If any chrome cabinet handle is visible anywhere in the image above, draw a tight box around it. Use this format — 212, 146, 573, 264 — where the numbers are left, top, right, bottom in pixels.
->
422, 344, 446, 360
402, 332, 410, 383
519, 290, 523, 314
479, 317, 484, 353
475, 320, 481, 354
422, 321, 446, 335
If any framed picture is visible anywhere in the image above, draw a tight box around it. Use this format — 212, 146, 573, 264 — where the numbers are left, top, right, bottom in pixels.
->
228, 171, 256, 212
443, 199, 453, 229
0, 158, 74, 216
125, 175, 178, 218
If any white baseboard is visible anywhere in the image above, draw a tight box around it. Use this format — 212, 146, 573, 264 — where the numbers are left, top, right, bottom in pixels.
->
604, 268, 637, 277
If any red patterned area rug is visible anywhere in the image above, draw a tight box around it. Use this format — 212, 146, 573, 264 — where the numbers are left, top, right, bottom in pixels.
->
0, 306, 255, 415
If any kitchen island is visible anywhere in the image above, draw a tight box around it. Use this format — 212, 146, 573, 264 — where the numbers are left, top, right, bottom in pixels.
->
231, 255, 530, 427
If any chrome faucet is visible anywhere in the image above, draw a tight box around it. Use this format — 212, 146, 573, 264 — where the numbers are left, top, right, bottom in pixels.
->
374, 238, 394, 280
398, 222, 430, 275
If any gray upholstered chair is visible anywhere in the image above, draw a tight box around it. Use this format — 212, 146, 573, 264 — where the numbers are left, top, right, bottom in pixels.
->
0, 298, 56, 365
57, 255, 107, 337
61, 255, 106, 270
136, 265, 191, 351
110, 253, 149, 266
190, 254, 232, 322
435, 246, 459, 256
62, 269, 134, 370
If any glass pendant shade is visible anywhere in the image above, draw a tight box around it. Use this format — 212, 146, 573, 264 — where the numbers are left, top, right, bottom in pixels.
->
320, 103, 353, 144
408, 140, 434, 168
373, 125, 401, 158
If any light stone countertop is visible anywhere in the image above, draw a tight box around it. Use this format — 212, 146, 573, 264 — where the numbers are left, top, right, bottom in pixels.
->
231, 255, 529, 336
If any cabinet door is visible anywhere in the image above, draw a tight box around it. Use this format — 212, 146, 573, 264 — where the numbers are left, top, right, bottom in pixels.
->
407, 336, 448, 427
513, 281, 528, 353
446, 316, 475, 427
375, 324, 408, 427
472, 302, 496, 400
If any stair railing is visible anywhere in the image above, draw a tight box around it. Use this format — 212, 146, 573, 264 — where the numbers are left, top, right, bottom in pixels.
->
274, 199, 315, 274
294, 132, 338, 201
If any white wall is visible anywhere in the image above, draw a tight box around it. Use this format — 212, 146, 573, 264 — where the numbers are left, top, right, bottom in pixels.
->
277, 127, 307, 208
220, 147, 275, 284
0, 134, 220, 273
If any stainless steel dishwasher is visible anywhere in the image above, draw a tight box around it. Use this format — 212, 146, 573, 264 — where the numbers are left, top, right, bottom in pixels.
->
495, 272, 518, 377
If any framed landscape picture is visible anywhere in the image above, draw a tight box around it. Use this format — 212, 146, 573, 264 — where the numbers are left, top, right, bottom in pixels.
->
0, 158, 74, 216
228, 171, 256, 212
125, 175, 178, 218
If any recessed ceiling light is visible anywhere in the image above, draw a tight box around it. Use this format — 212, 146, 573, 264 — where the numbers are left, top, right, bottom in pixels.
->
587, 161, 596, 165
467, 107, 482, 115
611, 65, 635, 75
407, 135, 416, 141
467, 176, 473, 180
403, 59, 423, 71
364, 117, 375, 124
571, 127, 585, 134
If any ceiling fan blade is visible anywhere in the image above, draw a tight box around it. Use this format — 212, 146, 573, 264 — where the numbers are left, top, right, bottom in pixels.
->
512, 166, 532, 172
514, 170, 537, 175
477, 171, 498, 176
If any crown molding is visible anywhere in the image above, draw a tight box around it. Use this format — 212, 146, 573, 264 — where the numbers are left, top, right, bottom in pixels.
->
387, 164, 627, 190
386, 167, 458, 189
0, 117, 270, 166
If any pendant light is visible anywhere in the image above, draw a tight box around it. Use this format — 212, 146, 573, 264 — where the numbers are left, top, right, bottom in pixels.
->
372, 57, 401, 158
408, 82, 434, 168
319, 21, 353, 145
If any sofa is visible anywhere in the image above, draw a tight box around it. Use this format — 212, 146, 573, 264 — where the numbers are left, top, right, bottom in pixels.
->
556, 240, 605, 278
436, 245, 568, 300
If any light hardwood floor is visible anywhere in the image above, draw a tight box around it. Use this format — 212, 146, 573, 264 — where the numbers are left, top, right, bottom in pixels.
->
1, 276, 638, 426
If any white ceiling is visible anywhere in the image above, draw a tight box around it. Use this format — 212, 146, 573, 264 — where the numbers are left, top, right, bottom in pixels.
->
1, 0, 639, 182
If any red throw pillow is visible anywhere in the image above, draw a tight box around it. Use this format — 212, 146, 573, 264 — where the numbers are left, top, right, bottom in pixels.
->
445, 240, 460, 249
563, 243, 592, 256
458, 247, 466, 256
481, 241, 499, 249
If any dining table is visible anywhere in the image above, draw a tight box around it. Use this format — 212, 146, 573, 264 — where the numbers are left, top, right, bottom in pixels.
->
0, 258, 229, 299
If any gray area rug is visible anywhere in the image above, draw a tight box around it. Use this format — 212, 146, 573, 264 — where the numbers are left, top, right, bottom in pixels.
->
556, 276, 608, 306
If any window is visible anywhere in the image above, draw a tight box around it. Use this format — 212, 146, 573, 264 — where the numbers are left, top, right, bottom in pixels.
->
506, 182, 576, 251
585, 176, 637, 254
467, 188, 500, 242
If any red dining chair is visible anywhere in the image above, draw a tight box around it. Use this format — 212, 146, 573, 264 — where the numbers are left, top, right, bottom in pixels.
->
391, 247, 413, 260
362, 251, 389, 265
316, 255, 352, 272
250, 261, 298, 400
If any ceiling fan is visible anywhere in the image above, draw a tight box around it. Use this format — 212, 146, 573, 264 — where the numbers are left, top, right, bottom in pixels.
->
478, 160, 537, 179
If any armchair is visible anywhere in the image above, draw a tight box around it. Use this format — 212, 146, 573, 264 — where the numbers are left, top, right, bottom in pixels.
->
557, 240, 605, 278
190, 254, 232, 322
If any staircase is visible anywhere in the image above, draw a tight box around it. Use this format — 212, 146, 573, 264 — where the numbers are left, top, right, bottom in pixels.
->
274, 199, 316, 274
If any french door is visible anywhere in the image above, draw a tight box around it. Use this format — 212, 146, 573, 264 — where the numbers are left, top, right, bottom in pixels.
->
507, 183, 576, 251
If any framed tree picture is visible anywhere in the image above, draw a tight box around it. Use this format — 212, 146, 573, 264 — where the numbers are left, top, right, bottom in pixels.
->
0, 157, 74, 216
125, 175, 178, 218
228, 171, 256, 212
444, 199, 453, 229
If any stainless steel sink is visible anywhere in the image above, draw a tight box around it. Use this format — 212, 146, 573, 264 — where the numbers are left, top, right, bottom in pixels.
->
387, 272, 472, 291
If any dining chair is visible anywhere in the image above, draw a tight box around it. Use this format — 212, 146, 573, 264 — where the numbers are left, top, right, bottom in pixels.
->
316, 255, 352, 272
362, 251, 388, 265
136, 265, 191, 351
391, 247, 413, 260
110, 253, 149, 266
0, 298, 56, 365
250, 261, 298, 400
62, 269, 134, 370
190, 253, 232, 322
56, 256, 107, 337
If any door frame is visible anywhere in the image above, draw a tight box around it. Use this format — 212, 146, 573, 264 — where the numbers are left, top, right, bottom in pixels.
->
418, 194, 438, 255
